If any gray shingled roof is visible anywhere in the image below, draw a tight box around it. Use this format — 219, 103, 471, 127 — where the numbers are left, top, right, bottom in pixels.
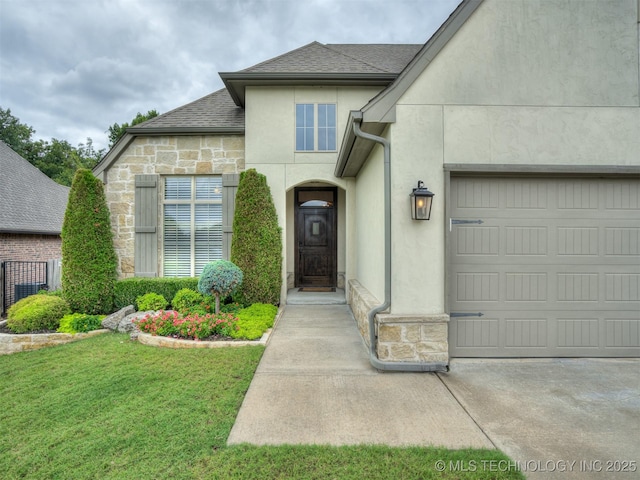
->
130, 42, 420, 131
242, 41, 421, 74
129, 88, 244, 132
0, 140, 69, 235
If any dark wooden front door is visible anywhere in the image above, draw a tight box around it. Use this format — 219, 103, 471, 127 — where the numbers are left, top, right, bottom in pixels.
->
295, 188, 337, 287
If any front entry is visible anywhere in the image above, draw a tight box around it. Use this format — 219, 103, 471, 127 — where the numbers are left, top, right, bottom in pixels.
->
295, 187, 337, 287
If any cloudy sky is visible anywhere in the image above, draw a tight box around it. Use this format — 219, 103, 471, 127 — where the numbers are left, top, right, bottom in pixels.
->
1, 0, 459, 151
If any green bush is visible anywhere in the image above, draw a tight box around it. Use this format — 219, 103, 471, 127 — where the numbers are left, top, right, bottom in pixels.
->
6, 294, 71, 333
61, 169, 118, 314
114, 277, 199, 309
57, 313, 105, 334
38, 289, 63, 297
231, 169, 282, 306
136, 293, 168, 311
230, 303, 278, 340
171, 288, 205, 313
198, 260, 243, 314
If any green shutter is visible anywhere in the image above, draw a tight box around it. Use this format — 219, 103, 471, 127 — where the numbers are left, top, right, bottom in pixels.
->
134, 174, 159, 277
222, 173, 239, 260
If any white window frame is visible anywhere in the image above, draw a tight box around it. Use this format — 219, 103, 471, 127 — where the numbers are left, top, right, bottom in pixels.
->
162, 176, 223, 277
295, 103, 337, 152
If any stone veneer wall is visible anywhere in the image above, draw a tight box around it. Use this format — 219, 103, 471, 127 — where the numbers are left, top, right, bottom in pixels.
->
103, 135, 244, 278
348, 279, 449, 363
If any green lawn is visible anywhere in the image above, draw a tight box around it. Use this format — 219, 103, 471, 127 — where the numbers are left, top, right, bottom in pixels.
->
0, 334, 524, 479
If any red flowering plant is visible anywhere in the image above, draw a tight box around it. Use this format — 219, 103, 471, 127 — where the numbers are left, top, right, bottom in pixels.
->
135, 310, 238, 341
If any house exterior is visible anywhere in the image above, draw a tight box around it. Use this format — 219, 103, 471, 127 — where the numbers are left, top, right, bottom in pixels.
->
94, 0, 640, 366
0, 140, 69, 312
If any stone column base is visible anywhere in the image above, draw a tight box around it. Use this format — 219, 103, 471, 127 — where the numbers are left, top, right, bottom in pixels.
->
347, 279, 449, 363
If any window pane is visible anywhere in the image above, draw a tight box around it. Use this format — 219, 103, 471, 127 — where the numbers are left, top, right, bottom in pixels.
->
194, 204, 223, 275
163, 203, 191, 277
318, 104, 336, 151
327, 127, 336, 150
296, 103, 314, 151
326, 104, 336, 127
195, 177, 222, 200
165, 177, 191, 200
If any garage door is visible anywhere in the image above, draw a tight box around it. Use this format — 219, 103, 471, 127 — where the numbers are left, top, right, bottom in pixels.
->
449, 176, 640, 357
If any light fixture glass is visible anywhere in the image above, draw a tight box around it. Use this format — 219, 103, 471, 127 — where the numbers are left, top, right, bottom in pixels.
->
410, 180, 434, 220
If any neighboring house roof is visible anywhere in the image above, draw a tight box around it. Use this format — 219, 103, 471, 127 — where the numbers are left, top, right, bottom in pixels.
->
0, 140, 69, 235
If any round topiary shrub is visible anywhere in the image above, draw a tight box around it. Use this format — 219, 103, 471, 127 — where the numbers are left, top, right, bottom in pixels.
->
6, 294, 71, 333
197, 260, 243, 314
135, 293, 168, 311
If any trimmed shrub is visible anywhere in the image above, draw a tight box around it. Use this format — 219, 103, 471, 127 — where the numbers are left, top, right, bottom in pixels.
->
61, 169, 117, 314
230, 303, 278, 340
114, 277, 199, 309
136, 293, 168, 311
171, 288, 205, 314
6, 294, 71, 333
198, 260, 243, 314
231, 169, 282, 306
57, 313, 105, 334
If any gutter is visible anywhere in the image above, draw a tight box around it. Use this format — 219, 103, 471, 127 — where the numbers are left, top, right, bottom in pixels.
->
351, 113, 448, 373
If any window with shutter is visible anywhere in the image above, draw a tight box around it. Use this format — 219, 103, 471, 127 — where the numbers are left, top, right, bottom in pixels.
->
163, 176, 223, 277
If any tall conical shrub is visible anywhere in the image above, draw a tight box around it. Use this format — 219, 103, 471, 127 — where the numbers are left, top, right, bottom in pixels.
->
61, 169, 117, 314
231, 169, 282, 305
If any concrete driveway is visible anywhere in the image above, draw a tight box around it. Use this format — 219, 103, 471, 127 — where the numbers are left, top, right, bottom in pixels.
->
439, 358, 640, 479
229, 302, 639, 479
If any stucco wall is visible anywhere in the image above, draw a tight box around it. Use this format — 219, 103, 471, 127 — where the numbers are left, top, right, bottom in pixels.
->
384, 0, 640, 316
401, 0, 639, 107
103, 135, 244, 278
245, 85, 381, 297
353, 142, 385, 304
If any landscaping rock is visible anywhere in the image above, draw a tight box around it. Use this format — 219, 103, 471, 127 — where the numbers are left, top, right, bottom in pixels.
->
117, 311, 156, 333
102, 305, 135, 331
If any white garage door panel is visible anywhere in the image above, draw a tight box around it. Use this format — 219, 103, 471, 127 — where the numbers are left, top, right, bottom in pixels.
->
449, 177, 640, 357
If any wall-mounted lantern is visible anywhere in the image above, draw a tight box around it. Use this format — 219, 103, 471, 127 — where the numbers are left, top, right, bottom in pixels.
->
410, 181, 434, 220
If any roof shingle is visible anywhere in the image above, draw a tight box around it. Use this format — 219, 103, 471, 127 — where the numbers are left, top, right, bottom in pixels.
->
0, 140, 69, 235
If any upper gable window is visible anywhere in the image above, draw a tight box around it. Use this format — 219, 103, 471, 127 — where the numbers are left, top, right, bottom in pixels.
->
296, 103, 336, 152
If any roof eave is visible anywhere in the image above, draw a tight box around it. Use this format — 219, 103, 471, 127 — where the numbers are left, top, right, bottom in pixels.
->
92, 133, 136, 179
0, 228, 62, 236
92, 126, 246, 180
335, 111, 387, 178
220, 72, 398, 107
126, 126, 245, 136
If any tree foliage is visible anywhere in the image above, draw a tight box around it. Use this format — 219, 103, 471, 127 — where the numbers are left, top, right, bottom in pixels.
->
61, 169, 118, 314
198, 260, 243, 314
231, 169, 282, 306
0, 107, 104, 186
107, 110, 159, 148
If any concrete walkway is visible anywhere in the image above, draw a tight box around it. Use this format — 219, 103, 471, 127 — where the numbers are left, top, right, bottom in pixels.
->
227, 303, 493, 448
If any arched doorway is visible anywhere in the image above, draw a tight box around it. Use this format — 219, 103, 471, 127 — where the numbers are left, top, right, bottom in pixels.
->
294, 186, 337, 288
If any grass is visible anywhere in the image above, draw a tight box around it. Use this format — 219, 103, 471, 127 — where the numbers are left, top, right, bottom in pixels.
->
0, 334, 524, 479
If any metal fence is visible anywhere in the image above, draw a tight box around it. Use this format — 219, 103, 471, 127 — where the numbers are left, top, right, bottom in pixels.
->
1, 260, 61, 316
